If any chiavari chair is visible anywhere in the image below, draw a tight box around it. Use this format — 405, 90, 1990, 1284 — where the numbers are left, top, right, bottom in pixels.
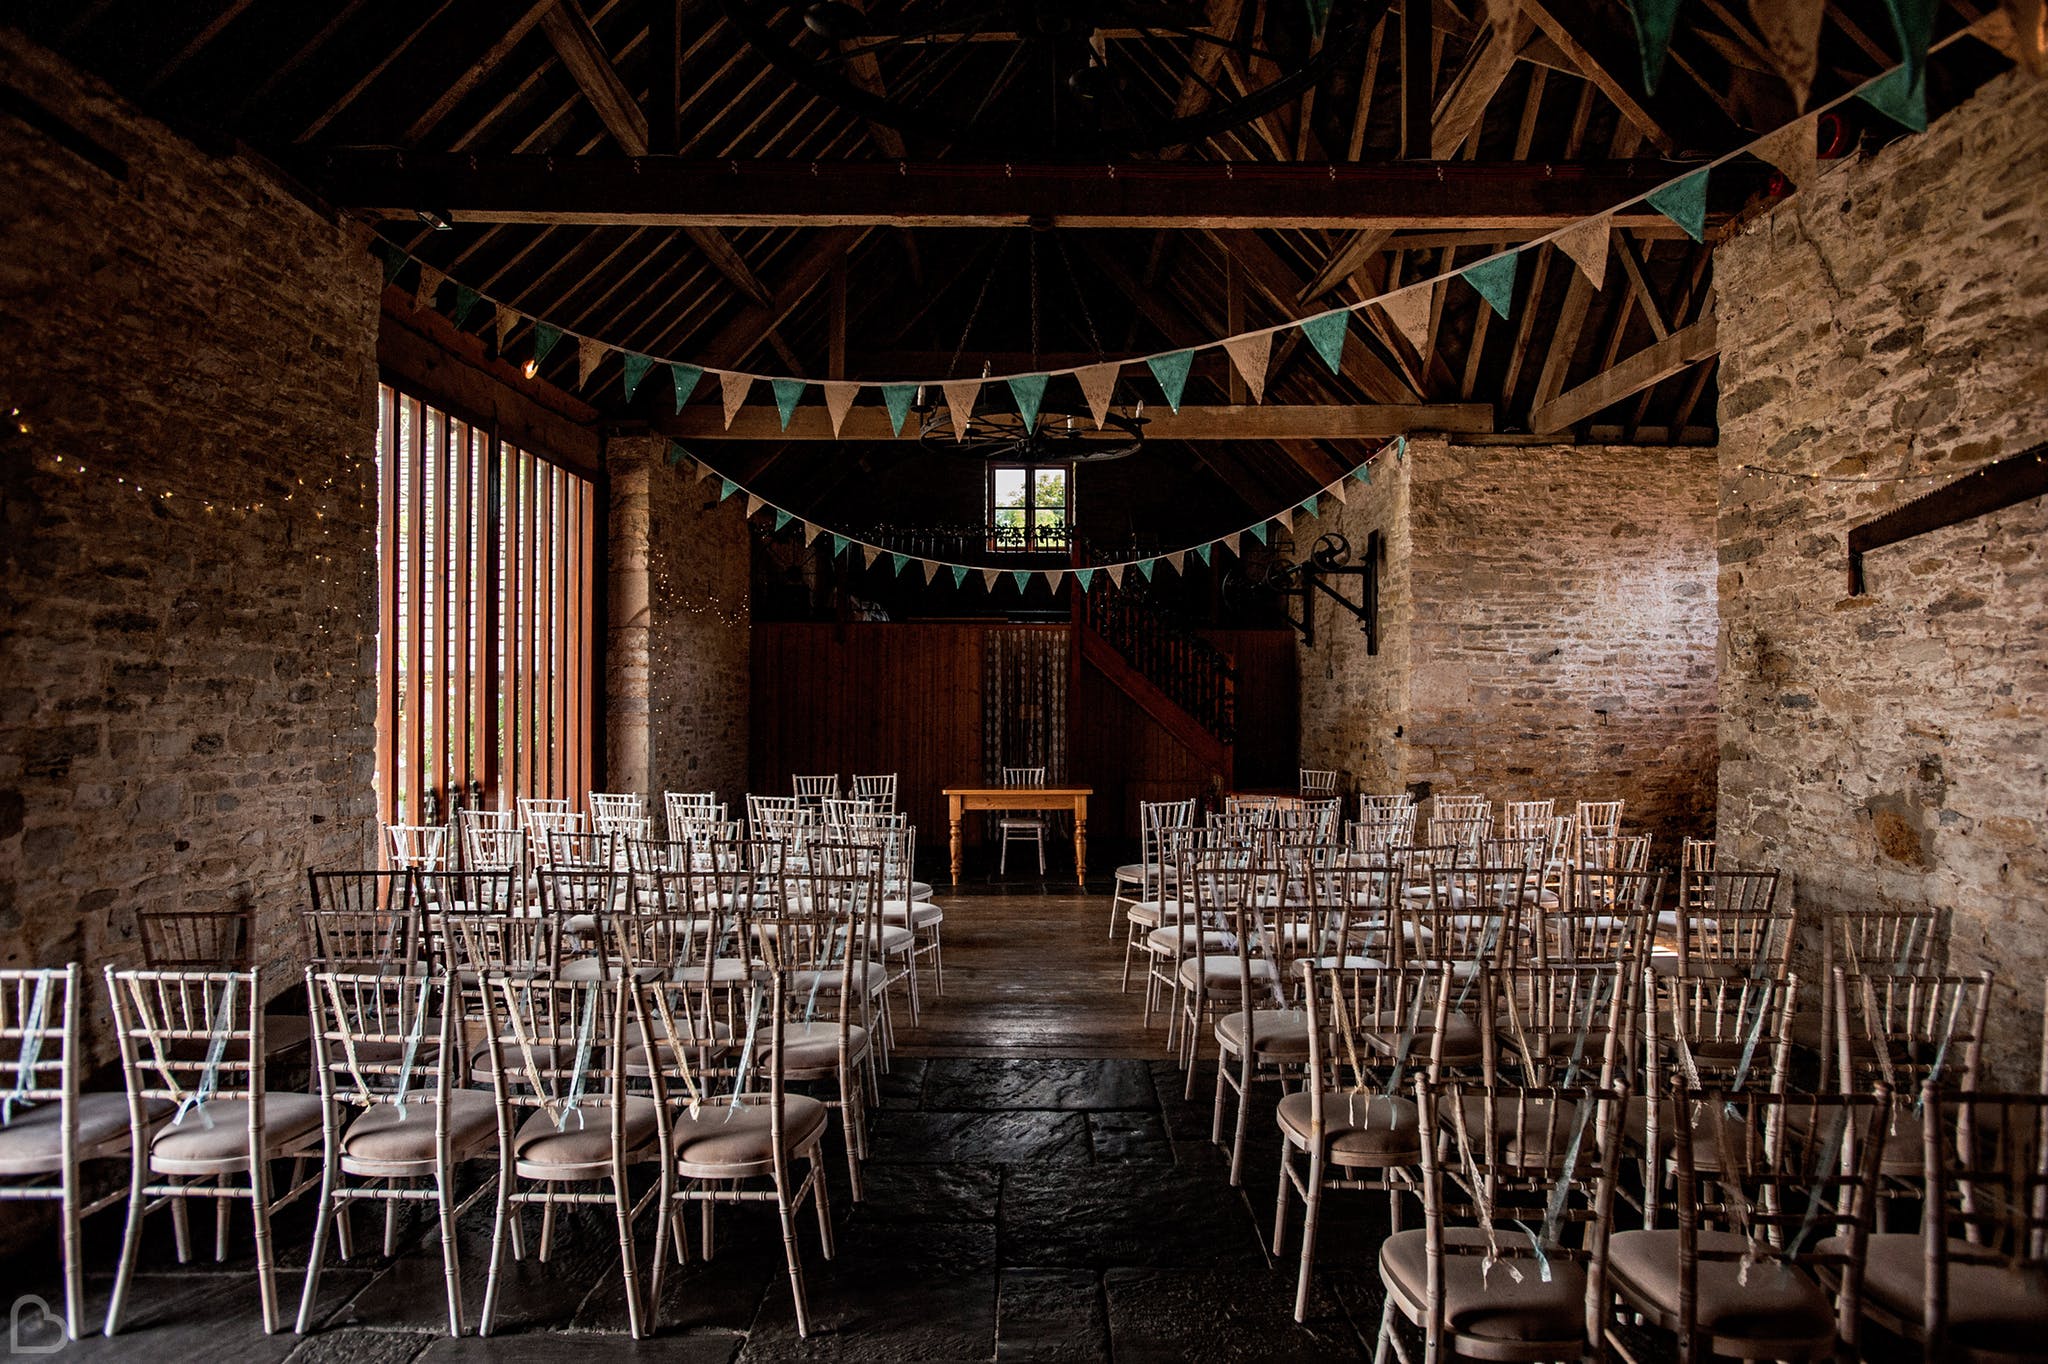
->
1298, 767, 1339, 799
1359, 791, 1418, 823
384, 823, 448, 872
103, 967, 325, 1335
850, 772, 897, 810
661, 790, 720, 839
996, 764, 1049, 876
790, 774, 840, 810
587, 791, 647, 835
1540, 867, 1665, 972
1831, 967, 1995, 1199
305, 869, 424, 973
1150, 833, 1246, 1042
1574, 799, 1625, 852
1500, 798, 1555, 841
1209, 845, 1315, 1182
1118, 800, 1196, 983
1667, 866, 1787, 979
853, 812, 946, 999
459, 808, 525, 879
1817, 905, 1943, 1091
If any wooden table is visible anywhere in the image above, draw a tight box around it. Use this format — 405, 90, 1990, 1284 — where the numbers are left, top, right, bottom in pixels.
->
943, 787, 1093, 888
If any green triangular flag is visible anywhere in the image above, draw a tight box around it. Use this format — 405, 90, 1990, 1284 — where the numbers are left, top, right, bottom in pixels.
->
1461, 252, 1520, 320
830, 533, 849, 558
1646, 168, 1710, 243
1146, 350, 1195, 413
718, 478, 739, 502
1195, 543, 1213, 565
1628, 0, 1686, 94
891, 552, 910, 576
1299, 311, 1349, 374
670, 363, 703, 411
450, 285, 480, 329
1857, 64, 1927, 132
622, 353, 655, 401
532, 322, 563, 366
1305, 0, 1333, 39
1361, 463, 1375, 483
1881, 0, 1937, 91
950, 564, 970, 588
1007, 374, 1049, 428
1136, 559, 1157, 581
773, 509, 793, 532
376, 241, 408, 284
1248, 521, 1269, 545
1299, 494, 1319, 518
882, 384, 918, 436
665, 441, 688, 467
1395, 434, 1407, 462
771, 377, 806, 431
1074, 568, 1096, 592
1011, 570, 1031, 593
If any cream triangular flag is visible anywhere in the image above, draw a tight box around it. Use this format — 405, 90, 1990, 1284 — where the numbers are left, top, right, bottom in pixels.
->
941, 380, 980, 441
1106, 563, 1125, 589
1327, 478, 1349, 505
691, 457, 713, 483
1221, 532, 1241, 556
1043, 569, 1063, 591
1552, 217, 1611, 291
494, 307, 520, 352
1164, 550, 1185, 574
922, 559, 940, 585
822, 382, 860, 438
1222, 332, 1273, 403
981, 567, 1001, 591
1076, 362, 1119, 430
863, 544, 881, 567
802, 521, 823, 545
745, 493, 765, 517
1751, 116, 1818, 193
1750, 0, 1826, 108
720, 372, 753, 429
413, 264, 445, 312
576, 336, 606, 390
1379, 287, 1431, 354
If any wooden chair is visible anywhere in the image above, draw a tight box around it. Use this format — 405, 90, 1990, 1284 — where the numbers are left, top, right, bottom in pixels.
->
661, 790, 720, 839
1113, 795, 1194, 944
1500, 798, 1555, 841
0, 965, 162, 1341
473, 972, 660, 1339
1607, 1085, 1890, 1363
1540, 867, 1665, 971
1574, 800, 1625, 858
384, 823, 448, 871
297, 970, 495, 1336
458, 808, 524, 877
996, 764, 1049, 876
1275, 962, 1460, 1322
1817, 906, 1943, 1091
587, 791, 647, 834
1845, 1086, 2048, 1360
1210, 847, 1313, 1183
1666, 866, 1787, 979
850, 772, 898, 810
1298, 767, 1339, 799
103, 967, 325, 1335
1831, 968, 1994, 1201
1359, 792, 1417, 823
1435, 794, 1492, 823
305, 869, 424, 973
1379, 1078, 1627, 1363
790, 773, 840, 810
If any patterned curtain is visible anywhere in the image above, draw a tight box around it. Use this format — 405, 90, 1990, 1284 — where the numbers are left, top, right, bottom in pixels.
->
982, 629, 1069, 785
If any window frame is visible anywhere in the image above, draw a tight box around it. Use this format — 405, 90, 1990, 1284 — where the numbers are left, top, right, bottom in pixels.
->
986, 462, 1073, 553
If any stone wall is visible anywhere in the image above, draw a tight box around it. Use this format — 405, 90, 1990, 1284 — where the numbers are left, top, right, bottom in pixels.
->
1714, 69, 2048, 1080
0, 34, 381, 1023
606, 438, 751, 808
1299, 437, 1720, 846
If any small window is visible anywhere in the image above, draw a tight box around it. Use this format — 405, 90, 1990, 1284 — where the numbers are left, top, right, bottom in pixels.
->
989, 464, 1070, 551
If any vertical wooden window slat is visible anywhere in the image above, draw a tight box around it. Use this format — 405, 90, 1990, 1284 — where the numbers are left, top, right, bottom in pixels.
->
371, 384, 596, 832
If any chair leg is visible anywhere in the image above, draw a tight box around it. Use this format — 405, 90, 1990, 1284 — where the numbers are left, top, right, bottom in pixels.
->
383, 1188, 401, 1257
216, 1181, 233, 1262
930, 926, 945, 997
104, 1145, 149, 1337
539, 1189, 558, 1262
479, 1166, 514, 1336
296, 1153, 340, 1334
1294, 1152, 1325, 1323
435, 1160, 465, 1337
776, 1167, 811, 1340
809, 1150, 835, 1259
1271, 1143, 1293, 1257
999, 832, 1009, 875
170, 1185, 192, 1263
841, 1070, 867, 1204
609, 1171, 644, 1340
1035, 835, 1045, 876
251, 1155, 281, 1334
60, 1170, 84, 1340
1229, 1057, 1257, 1188
1373, 1292, 1398, 1364
1211, 1047, 1231, 1145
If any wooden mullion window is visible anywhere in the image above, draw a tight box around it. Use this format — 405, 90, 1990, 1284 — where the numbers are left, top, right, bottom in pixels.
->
375, 386, 400, 832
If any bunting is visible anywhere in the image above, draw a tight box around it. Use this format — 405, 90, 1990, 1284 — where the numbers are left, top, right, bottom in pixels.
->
773, 508, 793, 531
622, 352, 655, 402
1135, 558, 1157, 581
1042, 569, 1063, 592
1300, 310, 1349, 374
981, 567, 1001, 591
718, 478, 739, 502
951, 565, 970, 588
1379, 288, 1431, 355
576, 336, 606, 389
941, 379, 980, 440
1629, 0, 1687, 94
1752, 0, 1826, 108
1106, 564, 1125, 589
1074, 568, 1095, 592
1195, 543, 1213, 565
1461, 252, 1520, 320
1882, 0, 1938, 90
413, 264, 445, 312
1858, 63, 1928, 131
1647, 167, 1711, 242
1076, 362, 1120, 428
1012, 569, 1032, 594
1007, 373, 1049, 428
1146, 350, 1194, 413
450, 284, 480, 329
670, 362, 702, 411
1553, 218, 1611, 290
823, 381, 860, 437
891, 552, 910, 576
531, 322, 562, 369
1751, 117, 1819, 192
1223, 332, 1273, 403
923, 559, 940, 585
745, 492, 766, 517
377, 241, 408, 284
720, 372, 753, 429
494, 306, 520, 353
830, 533, 850, 558
882, 383, 918, 437
772, 377, 805, 431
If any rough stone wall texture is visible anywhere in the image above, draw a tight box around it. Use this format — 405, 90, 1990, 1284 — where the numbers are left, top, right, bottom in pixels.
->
606, 438, 750, 810
1406, 440, 1720, 846
0, 34, 381, 1037
1300, 437, 1719, 846
1714, 69, 2048, 1081
1296, 451, 1412, 799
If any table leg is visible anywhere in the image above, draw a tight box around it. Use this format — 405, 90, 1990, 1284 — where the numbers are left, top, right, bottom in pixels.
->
1073, 799, 1088, 889
949, 798, 964, 887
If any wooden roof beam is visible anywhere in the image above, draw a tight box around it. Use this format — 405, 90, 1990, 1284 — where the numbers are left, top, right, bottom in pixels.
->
695, 226, 873, 370
661, 404, 1494, 441
1518, 0, 1677, 154
1203, 230, 1420, 403
312, 154, 1767, 229
1529, 315, 1718, 433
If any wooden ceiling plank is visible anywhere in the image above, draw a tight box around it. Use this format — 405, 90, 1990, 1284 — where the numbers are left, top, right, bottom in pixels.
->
1529, 315, 1718, 433
140, 0, 259, 97
1429, 14, 1532, 157
402, 0, 559, 144
1611, 232, 1669, 340
1400, 0, 1434, 156
295, 0, 459, 144
1527, 265, 1593, 415
1297, 229, 1394, 305
1202, 229, 1420, 403
540, 0, 649, 151
1347, 14, 1389, 159
233, 0, 374, 121
1518, 0, 1677, 153
694, 226, 873, 370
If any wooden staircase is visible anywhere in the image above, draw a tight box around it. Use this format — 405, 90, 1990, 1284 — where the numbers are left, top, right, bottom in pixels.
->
1075, 588, 1236, 790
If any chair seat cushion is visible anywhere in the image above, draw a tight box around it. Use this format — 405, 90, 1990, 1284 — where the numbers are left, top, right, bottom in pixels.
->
876, 923, 916, 954
1277, 1090, 1421, 1165
556, 958, 665, 983
793, 963, 889, 995
1146, 926, 1232, 956
1607, 1229, 1832, 1343
1177, 956, 1280, 992
341, 1090, 499, 1164
149, 1094, 326, 1169
908, 881, 934, 901
880, 900, 944, 928
772, 1020, 871, 1072
671, 1095, 829, 1169
1360, 1010, 1483, 1062
1827, 1233, 2048, 1345
0, 1093, 165, 1175
1216, 1008, 1311, 1057
998, 818, 1046, 831
513, 1096, 661, 1169
1381, 1227, 1588, 1346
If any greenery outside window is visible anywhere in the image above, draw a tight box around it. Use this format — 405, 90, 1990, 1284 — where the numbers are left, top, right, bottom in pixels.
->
989, 464, 1071, 552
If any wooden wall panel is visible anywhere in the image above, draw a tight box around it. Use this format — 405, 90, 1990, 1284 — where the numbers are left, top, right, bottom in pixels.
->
1201, 628, 1300, 790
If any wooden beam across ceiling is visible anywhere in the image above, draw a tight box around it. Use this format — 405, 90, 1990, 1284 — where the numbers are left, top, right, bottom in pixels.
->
312, 154, 1766, 229
660, 404, 1493, 441
1528, 314, 1719, 433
